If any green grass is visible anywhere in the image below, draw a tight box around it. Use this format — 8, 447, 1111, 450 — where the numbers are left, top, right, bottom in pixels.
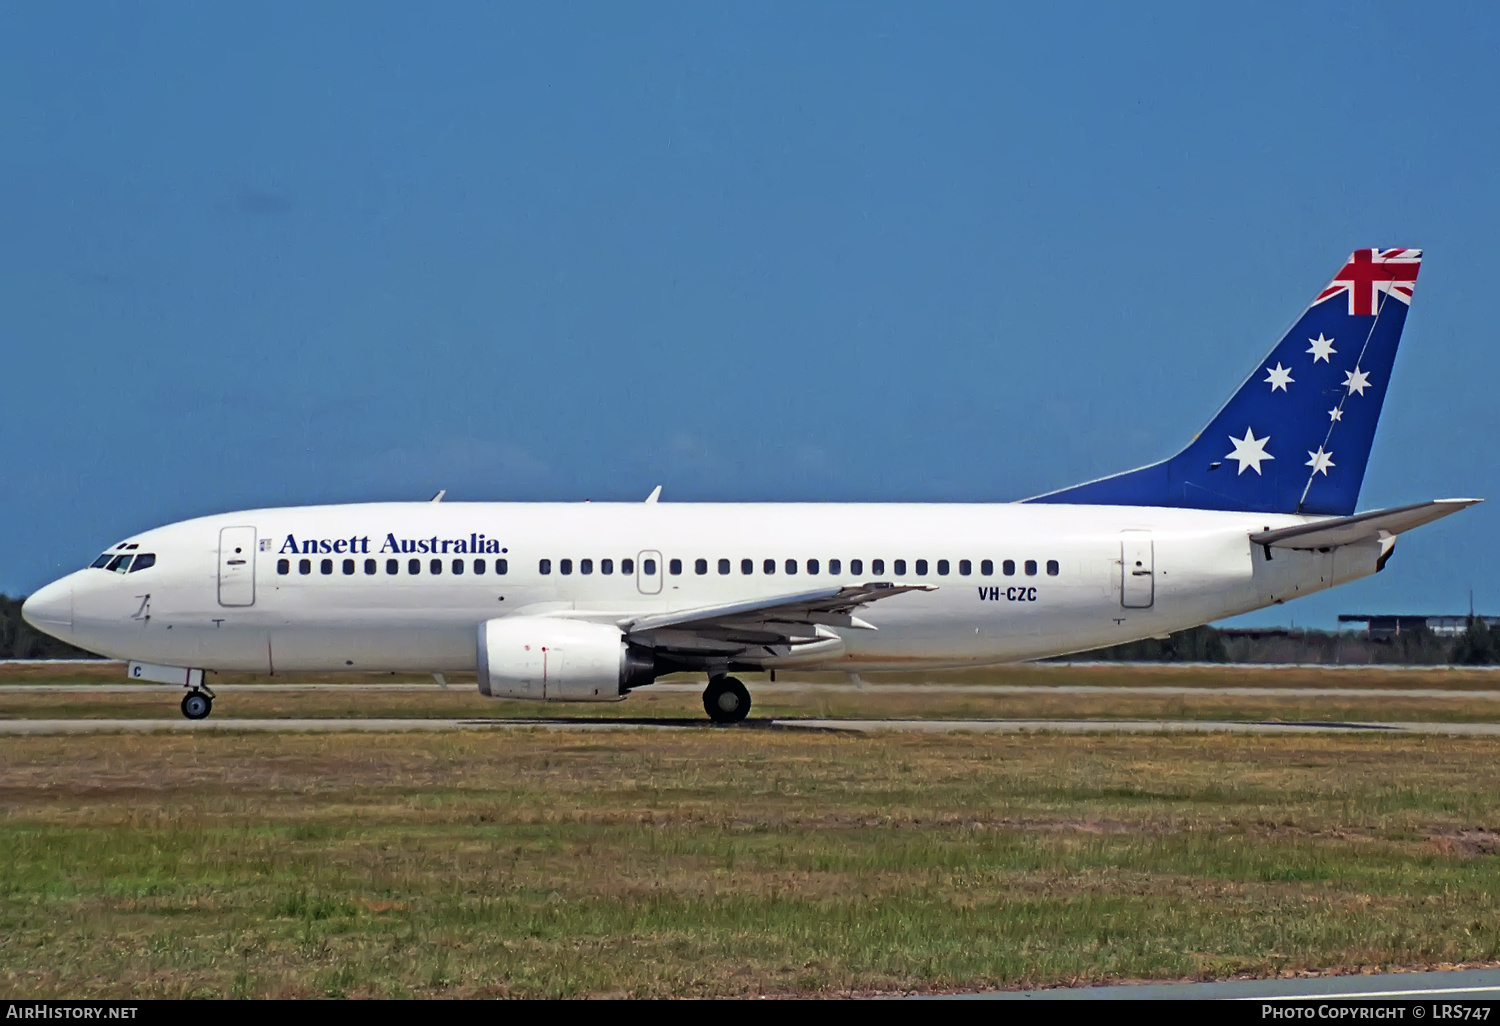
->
3, 730, 1500, 996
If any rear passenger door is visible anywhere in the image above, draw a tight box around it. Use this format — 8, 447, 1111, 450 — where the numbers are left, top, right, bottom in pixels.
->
1120, 531, 1154, 609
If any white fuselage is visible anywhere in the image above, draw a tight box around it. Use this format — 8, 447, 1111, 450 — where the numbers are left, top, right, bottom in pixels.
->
24, 501, 1384, 678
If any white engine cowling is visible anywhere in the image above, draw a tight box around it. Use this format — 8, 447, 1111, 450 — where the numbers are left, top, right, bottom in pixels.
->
477, 617, 655, 702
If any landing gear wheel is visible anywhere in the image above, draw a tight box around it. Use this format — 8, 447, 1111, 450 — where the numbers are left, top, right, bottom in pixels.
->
181, 690, 212, 721
703, 676, 751, 725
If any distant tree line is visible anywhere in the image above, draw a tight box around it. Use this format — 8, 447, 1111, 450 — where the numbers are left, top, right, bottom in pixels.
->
0, 595, 98, 658
1074, 619, 1499, 665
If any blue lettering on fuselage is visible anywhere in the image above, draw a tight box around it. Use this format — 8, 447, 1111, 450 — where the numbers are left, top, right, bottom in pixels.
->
376, 532, 502, 554
278, 532, 503, 556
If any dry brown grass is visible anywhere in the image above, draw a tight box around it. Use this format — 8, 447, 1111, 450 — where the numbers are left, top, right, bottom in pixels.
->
7, 661, 1500, 689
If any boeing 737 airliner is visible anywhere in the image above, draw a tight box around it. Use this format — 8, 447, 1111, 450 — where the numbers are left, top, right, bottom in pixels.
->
22, 248, 1478, 723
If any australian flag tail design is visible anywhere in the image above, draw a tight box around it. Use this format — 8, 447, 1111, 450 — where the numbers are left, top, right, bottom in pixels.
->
1026, 248, 1421, 517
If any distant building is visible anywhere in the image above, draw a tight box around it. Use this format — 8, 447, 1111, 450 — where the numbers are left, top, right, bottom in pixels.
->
1339, 614, 1500, 640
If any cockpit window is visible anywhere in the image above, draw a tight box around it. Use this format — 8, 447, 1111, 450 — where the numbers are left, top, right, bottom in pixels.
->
128, 553, 156, 572
90, 553, 113, 569
105, 554, 132, 573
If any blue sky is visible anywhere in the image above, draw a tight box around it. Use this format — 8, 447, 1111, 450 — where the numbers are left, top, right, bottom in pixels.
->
3, 2, 1496, 626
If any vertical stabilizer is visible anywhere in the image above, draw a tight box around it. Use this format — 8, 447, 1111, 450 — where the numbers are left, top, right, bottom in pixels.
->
1027, 248, 1421, 516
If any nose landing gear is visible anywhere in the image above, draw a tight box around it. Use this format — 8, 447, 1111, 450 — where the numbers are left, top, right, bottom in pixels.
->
702, 675, 751, 725
180, 685, 215, 720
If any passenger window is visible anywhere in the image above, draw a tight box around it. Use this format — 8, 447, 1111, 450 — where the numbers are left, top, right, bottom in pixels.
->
1047, 559, 1060, 576
321, 559, 334, 575
623, 558, 635, 574
560, 559, 572, 575
959, 559, 971, 576
695, 558, 708, 575
1003, 559, 1015, 576
741, 559, 753, 575
277, 558, 290, 575
718, 558, 731, 575
807, 558, 819, 575
579, 558, 592, 575
364, 559, 376, 575
763, 559, 775, 575
539, 559, 552, 575
637, 558, 650, 575
497, 558, 509, 575
129, 553, 156, 573
106, 554, 131, 573
1025, 559, 1038, 576
430, 558, 443, 575
981, 559, 993, 576
601, 558, 613, 575
669, 558, 682, 575
851, 558, 863, 575
916, 559, 928, 575
474, 559, 486, 575
829, 558, 841, 575
452, 558, 464, 575
894, 559, 907, 575
872, 559, 884, 575
409, 558, 421, 575
300, 559, 312, 575
387, 559, 399, 575
785, 559, 797, 575
939, 560, 951, 576
343, 559, 355, 575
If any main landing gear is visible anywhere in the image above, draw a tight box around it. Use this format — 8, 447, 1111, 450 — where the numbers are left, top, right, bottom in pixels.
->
703, 675, 751, 725
180, 685, 215, 721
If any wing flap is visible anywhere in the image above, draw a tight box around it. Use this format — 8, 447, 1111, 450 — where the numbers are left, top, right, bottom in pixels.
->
1250, 498, 1480, 550
624, 582, 933, 635
623, 582, 935, 659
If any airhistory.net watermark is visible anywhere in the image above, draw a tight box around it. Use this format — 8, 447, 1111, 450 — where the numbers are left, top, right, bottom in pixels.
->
5, 1007, 137, 1020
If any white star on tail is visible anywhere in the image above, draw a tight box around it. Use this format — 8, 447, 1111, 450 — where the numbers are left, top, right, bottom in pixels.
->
1307, 333, 1337, 363
1328, 406, 1343, 422
1306, 448, 1335, 476
1225, 427, 1274, 475
1343, 366, 1371, 396
1264, 363, 1294, 392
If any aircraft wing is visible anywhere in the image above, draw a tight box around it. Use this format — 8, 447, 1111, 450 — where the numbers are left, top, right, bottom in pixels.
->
622, 582, 935, 657
1249, 498, 1481, 551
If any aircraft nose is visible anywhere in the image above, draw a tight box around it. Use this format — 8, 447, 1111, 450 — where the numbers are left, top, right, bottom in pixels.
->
22, 578, 74, 635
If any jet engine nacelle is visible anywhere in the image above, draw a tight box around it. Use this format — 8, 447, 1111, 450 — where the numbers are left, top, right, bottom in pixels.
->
477, 617, 656, 702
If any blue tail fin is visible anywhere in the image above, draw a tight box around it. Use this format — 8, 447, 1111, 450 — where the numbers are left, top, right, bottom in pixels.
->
1026, 248, 1422, 516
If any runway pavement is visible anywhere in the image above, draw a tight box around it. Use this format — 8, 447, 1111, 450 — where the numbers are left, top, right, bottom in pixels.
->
953, 967, 1500, 1000
7, 716, 1500, 735
7, 682, 1500, 699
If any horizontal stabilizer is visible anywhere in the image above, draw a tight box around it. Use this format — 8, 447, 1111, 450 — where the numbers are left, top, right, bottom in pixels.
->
1249, 498, 1481, 550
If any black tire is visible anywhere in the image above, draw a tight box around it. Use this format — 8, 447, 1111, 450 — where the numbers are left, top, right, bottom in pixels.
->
181, 691, 212, 720
703, 676, 751, 725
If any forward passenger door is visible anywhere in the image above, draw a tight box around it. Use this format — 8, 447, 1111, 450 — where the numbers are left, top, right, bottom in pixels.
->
218, 526, 258, 607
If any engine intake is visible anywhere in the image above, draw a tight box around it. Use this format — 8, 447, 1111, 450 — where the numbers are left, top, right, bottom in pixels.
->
477, 617, 657, 702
